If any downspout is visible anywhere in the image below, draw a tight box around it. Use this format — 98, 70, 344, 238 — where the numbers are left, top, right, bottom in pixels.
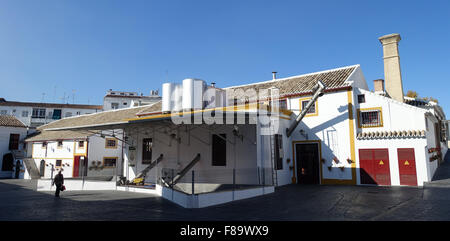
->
286, 80, 326, 137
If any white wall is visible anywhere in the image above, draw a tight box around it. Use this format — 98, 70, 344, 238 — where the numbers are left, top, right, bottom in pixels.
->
30, 131, 123, 179
288, 90, 354, 182
124, 123, 259, 185
355, 138, 429, 186
0, 126, 28, 178
87, 132, 123, 177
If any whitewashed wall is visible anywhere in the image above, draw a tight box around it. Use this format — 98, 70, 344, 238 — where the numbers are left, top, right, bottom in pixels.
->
353, 88, 438, 186
288, 90, 354, 182
31, 132, 123, 179
124, 123, 259, 185
87, 132, 123, 177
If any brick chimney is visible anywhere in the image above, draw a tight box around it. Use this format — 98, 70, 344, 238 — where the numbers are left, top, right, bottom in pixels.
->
373, 79, 385, 93
379, 33, 405, 102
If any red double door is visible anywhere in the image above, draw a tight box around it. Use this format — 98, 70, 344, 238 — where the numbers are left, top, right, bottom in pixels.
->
359, 149, 391, 185
359, 148, 417, 186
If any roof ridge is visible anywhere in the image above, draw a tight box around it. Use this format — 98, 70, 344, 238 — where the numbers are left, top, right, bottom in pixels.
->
224, 64, 360, 89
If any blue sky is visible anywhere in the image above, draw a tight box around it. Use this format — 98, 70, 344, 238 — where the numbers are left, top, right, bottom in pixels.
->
0, 0, 449, 114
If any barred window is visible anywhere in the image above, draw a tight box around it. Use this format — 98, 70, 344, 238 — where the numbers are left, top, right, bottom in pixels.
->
359, 109, 383, 128
301, 100, 316, 114
103, 157, 117, 167
105, 138, 117, 148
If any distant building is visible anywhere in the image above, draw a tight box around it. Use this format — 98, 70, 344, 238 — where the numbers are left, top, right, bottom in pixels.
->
103, 89, 161, 111
0, 98, 102, 128
0, 115, 28, 178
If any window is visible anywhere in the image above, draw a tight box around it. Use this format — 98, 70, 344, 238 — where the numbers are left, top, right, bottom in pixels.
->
274, 134, 283, 170
0, 110, 7, 115
358, 108, 383, 128
105, 138, 117, 149
55, 160, 62, 167
111, 103, 119, 109
103, 157, 117, 167
22, 111, 29, 117
9, 134, 20, 150
32, 108, 46, 118
78, 141, 84, 148
57, 140, 63, 148
279, 99, 288, 110
52, 109, 62, 120
358, 94, 365, 103
123, 102, 127, 106
65, 112, 72, 117
212, 134, 226, 166
300, 98, 318, 116
42, 142, 47, 149
76, 111, 81, 115
142, 138, 153, 164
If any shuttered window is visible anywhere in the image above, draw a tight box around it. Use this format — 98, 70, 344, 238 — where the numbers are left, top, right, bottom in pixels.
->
9, 134, 20, 150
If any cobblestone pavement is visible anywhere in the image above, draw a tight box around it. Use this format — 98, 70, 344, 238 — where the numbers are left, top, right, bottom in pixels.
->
1, 177, 450, 221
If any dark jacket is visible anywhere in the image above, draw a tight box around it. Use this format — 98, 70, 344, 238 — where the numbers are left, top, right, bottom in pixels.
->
53, 173, 64, 186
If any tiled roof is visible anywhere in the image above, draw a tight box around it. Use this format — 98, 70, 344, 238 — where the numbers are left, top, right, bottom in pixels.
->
225, 65, 357, 100
25, 130, 90, 142
35, 65, 357, 132
0, 115, 27, 128
38, 102, 162, 131
0, 99, 102, 110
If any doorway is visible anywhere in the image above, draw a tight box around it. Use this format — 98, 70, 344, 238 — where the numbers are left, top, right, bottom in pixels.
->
359, 149, 391, 185
397, 148, 417, 186
295, 142, 320, 184
73, 156, 88, 178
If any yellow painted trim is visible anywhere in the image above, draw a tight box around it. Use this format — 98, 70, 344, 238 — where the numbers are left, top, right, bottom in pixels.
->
102, 156, 118, 168
356, 107, 384, 128
320, 91, 357, 185
105, 138, 118, 149
292, 140, 323, 184
298, 97, 319, 117
347, 90, 357, 185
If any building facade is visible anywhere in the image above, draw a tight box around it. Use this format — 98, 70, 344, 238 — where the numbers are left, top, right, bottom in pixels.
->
103, 90, 161, 111
0, 115, 28, 178
0, 98, 102, 128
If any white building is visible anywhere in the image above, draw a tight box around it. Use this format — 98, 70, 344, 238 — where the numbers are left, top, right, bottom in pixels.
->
0, 98, 103, 128
25, 123, 124, 180
25, 33, 448, 208
103, 89, 161, 111
0, 115, 28, 179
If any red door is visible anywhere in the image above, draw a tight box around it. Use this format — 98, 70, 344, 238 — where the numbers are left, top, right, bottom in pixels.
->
73, 156, 80, 178
397, 148, 417, 186
359, 149, 391, 185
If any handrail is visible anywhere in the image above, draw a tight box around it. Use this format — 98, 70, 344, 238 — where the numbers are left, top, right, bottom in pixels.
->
169, 153, 201, 187
132, 154, 164, 183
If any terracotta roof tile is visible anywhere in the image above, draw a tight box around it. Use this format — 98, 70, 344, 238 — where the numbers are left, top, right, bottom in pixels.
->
0, 115, 27, 128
